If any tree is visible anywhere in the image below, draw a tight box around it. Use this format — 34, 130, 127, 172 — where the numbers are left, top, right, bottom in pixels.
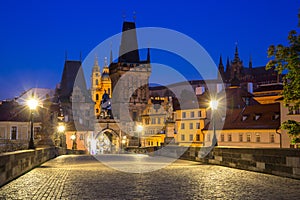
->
266, 12, 300, 144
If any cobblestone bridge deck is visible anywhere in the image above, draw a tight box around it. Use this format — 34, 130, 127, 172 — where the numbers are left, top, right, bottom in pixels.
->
0, 154, 300, 199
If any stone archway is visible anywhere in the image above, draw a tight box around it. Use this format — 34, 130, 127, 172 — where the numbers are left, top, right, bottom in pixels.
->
95, 128, 120, 154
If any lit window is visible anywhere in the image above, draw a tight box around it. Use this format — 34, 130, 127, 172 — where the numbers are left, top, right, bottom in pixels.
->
242, 115, 248, 121
256, 133, 261, 142
246, 133, 251, 142
239, 133, 243, 142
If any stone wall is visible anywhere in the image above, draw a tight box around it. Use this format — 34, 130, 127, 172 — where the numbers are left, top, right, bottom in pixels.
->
0, 148, 57, 187
178, 147, 300, 179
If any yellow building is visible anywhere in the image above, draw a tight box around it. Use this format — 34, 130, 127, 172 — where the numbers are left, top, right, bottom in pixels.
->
175, 107, 207, 147
90, 57, 112, 118
277, 97, 300, 148
203, 103, 282, 148
140, 97, 169, 147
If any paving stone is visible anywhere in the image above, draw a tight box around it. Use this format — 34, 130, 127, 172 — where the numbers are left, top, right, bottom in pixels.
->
0, 154, 300, 199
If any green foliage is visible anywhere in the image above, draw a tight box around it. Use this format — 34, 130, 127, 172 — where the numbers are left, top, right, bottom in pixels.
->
267, 12, 300, 144
281, 120, 300, 144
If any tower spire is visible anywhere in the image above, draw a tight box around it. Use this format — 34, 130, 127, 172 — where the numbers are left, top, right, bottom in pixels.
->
110, 43, 113, 64
233, 42, 241, 62
249, 54, 253, 69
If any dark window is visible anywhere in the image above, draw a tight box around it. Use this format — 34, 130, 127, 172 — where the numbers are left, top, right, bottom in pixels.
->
270, 133, 275, 143
221, 134, 224, 142
96, 94, 99, 101
196, 134, 200, 141
189, 134, 193, 141
181, 134, 185, 141
181, 123, 185, 129
182, 112, 186, 118
190, 111, 194, 118
196, 123, 200, 129
228, 134, 232, 142
11, 126, 17, 140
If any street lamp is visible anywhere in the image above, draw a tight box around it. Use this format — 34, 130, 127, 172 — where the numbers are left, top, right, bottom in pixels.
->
27, 98, 38, 149
136, 125, 143, 147
57, 124, 65, 147
210, 99, 219, 147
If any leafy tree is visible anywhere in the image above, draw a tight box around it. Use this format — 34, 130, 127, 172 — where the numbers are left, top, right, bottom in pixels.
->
266, 12, 300, 144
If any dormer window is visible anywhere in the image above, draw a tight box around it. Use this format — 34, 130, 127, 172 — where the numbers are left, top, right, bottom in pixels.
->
254, 114, 261, 121
272, 113, 280, 120
242, 115, 248, 121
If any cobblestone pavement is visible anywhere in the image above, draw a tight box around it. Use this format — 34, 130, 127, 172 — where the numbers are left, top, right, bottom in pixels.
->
1, 155, 300, 200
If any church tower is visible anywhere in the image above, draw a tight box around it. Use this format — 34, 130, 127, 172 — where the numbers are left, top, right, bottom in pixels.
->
91, 56, 112, 118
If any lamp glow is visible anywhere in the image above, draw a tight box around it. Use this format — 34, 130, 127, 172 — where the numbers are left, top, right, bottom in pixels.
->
210, 100, 219, 110
27, 99, 38, 110
137, 125, 143, 132
57, 124, 65, 133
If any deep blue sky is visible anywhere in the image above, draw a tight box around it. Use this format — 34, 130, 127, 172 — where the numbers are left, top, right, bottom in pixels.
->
0, 0, 299, 100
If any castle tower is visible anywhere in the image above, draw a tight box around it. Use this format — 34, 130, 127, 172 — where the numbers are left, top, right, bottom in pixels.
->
109, 21, 151, 124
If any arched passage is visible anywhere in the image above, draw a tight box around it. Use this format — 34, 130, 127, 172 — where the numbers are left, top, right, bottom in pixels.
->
94, 128, 120, 154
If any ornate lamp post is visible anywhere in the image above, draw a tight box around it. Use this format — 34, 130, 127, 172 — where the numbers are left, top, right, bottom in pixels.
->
27, 98, 38, 149
210, 99, 219, 147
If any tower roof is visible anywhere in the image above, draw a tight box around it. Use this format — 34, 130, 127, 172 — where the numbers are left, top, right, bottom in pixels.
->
59, 60, 88, 99
118, 21, 140, 63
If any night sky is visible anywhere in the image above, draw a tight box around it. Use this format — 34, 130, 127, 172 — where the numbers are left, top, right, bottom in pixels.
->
0, 0, 299, 100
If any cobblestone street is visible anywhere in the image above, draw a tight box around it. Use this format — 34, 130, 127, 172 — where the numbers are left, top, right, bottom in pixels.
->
0, 154, 300, 199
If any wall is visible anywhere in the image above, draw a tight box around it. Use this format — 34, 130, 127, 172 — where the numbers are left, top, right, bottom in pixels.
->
162, 146, 300, 179
0, 147, 57, 187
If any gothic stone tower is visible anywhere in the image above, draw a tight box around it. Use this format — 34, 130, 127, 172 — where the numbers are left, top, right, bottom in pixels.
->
109, 21, 151, 124
91, 57, 112, 118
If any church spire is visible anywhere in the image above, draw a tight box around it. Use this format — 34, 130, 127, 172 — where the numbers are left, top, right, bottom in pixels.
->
249, 54, 253, 69
218, 55, 225, 80
234, 42, 240, 62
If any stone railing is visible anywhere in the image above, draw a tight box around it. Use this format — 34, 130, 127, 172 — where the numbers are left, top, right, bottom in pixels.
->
0, 148, 57, 187
160, 146, 300, 179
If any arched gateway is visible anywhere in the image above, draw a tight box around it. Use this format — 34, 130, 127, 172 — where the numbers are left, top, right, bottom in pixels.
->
94, 128, 120, 154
